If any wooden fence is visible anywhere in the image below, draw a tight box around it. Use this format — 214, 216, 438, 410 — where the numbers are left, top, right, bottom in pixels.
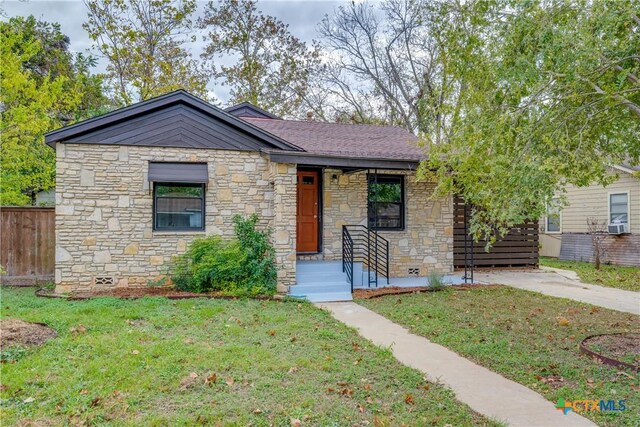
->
0, 207, 55, 284
453, 198, 539, 268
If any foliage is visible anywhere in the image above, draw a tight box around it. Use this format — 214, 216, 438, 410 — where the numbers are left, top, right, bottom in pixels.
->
198, 0, 321, 117
420, 0, 640, 245
83, 0, 209, 106
540, 257, 640, 292
171, 214, 276, 295
0, 287, 493, 426
361, 287, 639, 427
426, 271, 445, 290
0, 16, 106, 206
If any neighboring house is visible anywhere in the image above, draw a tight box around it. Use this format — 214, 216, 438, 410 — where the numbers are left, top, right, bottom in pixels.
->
35, 189, 55, 206
45, 90, 537, 297
540, 164, 640, 266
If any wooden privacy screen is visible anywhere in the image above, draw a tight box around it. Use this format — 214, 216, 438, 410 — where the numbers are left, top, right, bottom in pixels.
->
452, 197, 539, 268
0, 207, 55, 284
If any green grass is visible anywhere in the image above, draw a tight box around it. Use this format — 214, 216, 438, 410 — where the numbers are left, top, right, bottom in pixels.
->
360, 287, 639, 427
540, 256, 640, 292
0, 287, 496, 426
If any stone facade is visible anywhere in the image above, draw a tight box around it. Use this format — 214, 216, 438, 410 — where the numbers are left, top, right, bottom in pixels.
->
55, 144, 296, 293
321, 169, 453, 276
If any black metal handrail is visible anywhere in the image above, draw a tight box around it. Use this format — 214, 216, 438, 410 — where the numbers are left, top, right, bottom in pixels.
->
342, 224, 390, 288
342, 225, 354, 292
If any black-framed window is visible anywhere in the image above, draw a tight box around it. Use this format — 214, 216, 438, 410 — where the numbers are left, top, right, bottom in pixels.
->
368, 174, 405, 230
153, 183, 205, 231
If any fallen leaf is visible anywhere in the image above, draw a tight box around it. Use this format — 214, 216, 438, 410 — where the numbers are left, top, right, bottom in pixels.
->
422, 384, 430, 391
366, 396, 373, 404
80, 389, 89, 395
352, 342, 361, 352
0, 384, 8, 392
184, 338, 194, 344
290, 336, 297, 342
205, 373, 217, 385
131, 350, 140, 355
373, 415, 385, 427
364, 384, 372, 391
290, 418, 302, 427
90, 397, 102, 408
357, 404, 365, 413
340, 388, 353, 397
23, 397, 35, 403
253, 408, 262, 414
69, 325, 87, 334
225, 377, 234, 386
404, 394, 414, 405
268, 330, 276, 337
189, 372, 198, 379
288, 366, 299, 374
556, 316, 570, 326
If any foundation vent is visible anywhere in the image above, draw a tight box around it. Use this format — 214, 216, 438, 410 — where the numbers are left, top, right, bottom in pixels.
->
408, 268, 420, 276
94, 276, 115, 286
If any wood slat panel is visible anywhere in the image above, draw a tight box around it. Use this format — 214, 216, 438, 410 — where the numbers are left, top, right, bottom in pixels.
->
0, 207, 55, 284
453, 197, 539, 268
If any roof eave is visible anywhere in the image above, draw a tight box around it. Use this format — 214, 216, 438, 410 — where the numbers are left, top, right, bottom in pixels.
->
264, 150, 421, 170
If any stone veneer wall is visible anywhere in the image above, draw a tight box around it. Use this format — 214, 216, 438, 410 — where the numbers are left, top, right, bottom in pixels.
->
55, 143, 296, 293
321, 169, 453, 276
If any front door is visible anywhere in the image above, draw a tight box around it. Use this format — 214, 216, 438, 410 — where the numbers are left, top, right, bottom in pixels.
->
296, 170, 319, 252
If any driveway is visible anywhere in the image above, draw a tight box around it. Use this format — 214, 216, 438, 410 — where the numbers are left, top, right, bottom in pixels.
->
474, 268, 639, 315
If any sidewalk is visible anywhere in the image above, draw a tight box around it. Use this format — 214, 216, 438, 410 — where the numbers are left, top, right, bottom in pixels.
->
474, 268, 639, 315
318, 301, 596, 427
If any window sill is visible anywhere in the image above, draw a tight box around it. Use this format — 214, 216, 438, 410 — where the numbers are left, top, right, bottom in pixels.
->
152, 230, 206, 236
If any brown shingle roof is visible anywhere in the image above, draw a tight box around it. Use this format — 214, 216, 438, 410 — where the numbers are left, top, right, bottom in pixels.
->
241, 118, 425, 161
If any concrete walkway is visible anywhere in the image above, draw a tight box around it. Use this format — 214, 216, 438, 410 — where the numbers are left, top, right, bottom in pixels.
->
474, 268, 639, 315
318, 302, 596, 427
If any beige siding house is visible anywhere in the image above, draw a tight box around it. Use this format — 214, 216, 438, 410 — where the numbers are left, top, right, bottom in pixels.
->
540, 165, 640, 266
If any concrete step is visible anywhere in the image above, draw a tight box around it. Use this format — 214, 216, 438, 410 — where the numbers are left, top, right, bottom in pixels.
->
289, 282, 350, 294
296, 261, 343, 274
289, 292, 353, 303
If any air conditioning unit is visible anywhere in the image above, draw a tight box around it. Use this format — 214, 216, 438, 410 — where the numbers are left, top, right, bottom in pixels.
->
607, 223, 628, 235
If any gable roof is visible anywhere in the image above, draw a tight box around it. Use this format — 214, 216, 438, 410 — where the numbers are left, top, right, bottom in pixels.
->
45, 90, 301, 152
242, 117, 423, 161
225, 102, 282, 120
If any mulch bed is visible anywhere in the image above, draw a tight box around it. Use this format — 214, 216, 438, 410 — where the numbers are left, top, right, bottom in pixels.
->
353, 284, 500, 299
36, 287, 280, 301
580, 333, 640, 372
0, 319, 57, 348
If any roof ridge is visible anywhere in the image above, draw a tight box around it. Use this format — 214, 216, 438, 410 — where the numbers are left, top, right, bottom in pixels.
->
243, 116, 415, 133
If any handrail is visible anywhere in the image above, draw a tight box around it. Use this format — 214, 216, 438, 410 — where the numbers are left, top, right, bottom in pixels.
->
342, 224, 390, 288
342, 225, 354, 291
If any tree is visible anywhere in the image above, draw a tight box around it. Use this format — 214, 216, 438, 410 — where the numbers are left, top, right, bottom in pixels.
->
586, 217, 608, 270
0, 16, 106, 206
83, 0, 208, 106
420, 0, 640, 244
198, 0, 320, 117
318, 0, 444, 130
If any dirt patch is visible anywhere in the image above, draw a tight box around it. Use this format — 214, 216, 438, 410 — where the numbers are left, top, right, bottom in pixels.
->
0, 319, 57, 348
583, 333, 640, 368
354, 284, 501, 299
536, 375, 576, 390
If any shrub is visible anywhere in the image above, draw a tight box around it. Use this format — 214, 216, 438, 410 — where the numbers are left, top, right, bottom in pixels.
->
171, 214, 277, 296
427, 271, 445, 291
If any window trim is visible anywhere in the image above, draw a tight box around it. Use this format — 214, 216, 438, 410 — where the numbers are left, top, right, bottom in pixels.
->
367, 174, 405, 231
607, 191, 630, 227
153, 182, 206, 232
544, 198, 562, 234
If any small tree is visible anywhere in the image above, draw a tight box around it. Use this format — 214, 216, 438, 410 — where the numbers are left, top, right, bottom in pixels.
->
586, 217, 608, 270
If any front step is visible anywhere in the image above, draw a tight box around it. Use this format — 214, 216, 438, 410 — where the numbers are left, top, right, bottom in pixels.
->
290, 261, 353, 303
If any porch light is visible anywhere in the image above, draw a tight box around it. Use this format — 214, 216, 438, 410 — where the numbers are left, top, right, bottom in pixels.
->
331, 174, 339, 184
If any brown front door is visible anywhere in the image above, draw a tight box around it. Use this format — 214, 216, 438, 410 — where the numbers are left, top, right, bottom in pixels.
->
296, 170, 319, 252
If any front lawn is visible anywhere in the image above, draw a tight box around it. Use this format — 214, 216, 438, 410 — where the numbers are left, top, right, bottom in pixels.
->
540, 256, 640, 292
0, 288, 495, 426
360, 287, 639, 427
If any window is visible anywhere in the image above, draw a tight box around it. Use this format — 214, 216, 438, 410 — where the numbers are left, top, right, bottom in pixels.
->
153, 183, 205, 231
609, 193, 629, 224
368, 175, 404, 230
546, 198, 561, 233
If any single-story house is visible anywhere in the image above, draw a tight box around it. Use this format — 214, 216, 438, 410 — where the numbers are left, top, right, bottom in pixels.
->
540, 163, 640, 266
46, 90, 537, 299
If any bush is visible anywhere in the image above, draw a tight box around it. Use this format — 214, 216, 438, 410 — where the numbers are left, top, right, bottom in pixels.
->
427, 271, 445, 291
171, 214, 277, 296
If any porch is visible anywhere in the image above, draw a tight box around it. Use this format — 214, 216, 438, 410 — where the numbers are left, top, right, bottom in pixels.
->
289, 260, 468, 303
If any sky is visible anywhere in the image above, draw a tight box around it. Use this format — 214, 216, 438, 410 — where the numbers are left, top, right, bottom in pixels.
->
1, 0, 345, 102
